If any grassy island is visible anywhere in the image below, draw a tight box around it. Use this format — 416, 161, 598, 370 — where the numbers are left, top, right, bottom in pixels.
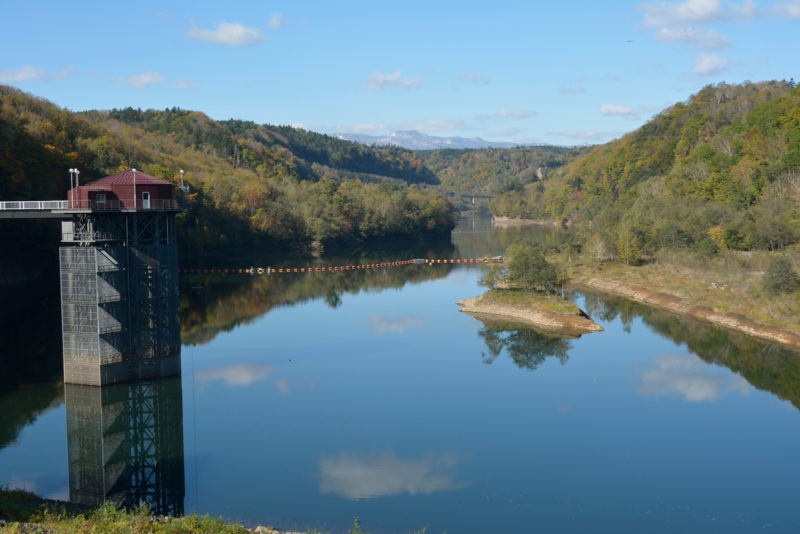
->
459, 243, 603, 336
458, 289, 602, 336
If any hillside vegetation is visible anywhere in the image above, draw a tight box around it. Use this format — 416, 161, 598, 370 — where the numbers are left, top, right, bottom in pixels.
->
492, 81, 800, 257
0, 86, 454, 261
419, 145, 586, 209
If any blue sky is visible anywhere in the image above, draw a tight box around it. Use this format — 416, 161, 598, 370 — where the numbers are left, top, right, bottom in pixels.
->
1, 0, 798, 145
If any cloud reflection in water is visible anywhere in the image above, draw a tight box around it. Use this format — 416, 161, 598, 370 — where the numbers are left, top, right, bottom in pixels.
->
370, 314, 425, 335
197, 363, 272, 388
319, 451, 463, 499
638, 354, 753, 402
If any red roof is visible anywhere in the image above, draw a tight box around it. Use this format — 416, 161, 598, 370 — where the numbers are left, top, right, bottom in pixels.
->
82, 168, 175, 189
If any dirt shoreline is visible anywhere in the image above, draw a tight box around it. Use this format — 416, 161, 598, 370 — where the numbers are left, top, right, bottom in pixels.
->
573, 276, 800, 351
492, 216, 562, 228
457, 294, 603, 336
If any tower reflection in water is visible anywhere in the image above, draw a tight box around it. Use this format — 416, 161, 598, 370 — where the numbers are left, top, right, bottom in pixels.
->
64, 377, 185, 516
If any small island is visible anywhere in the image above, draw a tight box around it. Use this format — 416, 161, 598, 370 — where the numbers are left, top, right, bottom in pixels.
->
459, 242, 603, 336
458, 289, 603, 336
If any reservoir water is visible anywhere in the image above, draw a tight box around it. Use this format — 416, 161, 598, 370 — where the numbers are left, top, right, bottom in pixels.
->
2, 216, 799, 533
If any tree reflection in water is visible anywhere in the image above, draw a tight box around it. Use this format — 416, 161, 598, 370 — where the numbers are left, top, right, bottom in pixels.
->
476, 318, 573, 370
581, 291, 800, 410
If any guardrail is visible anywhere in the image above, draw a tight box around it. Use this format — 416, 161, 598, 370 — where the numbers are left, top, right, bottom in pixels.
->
62, 232, 118, 242
0, 199, 182, 211
0, 200, 69, 210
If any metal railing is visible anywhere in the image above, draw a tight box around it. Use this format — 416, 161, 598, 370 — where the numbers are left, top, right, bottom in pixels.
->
0, 200, 69, 210
62, 232, 119, 242
0, 198, 182, 211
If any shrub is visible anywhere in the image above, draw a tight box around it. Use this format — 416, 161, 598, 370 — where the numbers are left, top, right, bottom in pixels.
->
695, 237, 719, 259
506, 241, 559, 293
763, 256, 800, 294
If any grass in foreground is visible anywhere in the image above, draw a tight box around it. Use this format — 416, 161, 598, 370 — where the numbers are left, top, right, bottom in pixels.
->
0, 489, 434, 534
0, 488, 250, 534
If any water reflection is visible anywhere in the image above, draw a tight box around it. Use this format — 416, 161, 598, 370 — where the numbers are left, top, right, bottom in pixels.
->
475, 317, 572, 370
197, 363, 272, 388
582, 291, 800, 410
318, 451, 464, 499
65, 378, 184, 515
638, 354, 753, 402
0, 277, 62, 390
451, 216, 565, 259
179, 217, 566, 349
0, 383, 63, 450
370, 314, 425, 335
180, 244, 458, 347
0, 277, 63, 450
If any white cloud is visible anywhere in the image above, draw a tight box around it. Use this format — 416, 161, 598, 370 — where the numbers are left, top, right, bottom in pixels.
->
404, 118, 466, 132
692, 53, 729, 74
638, 354, 752, 402
476, 109, 537, 122
197, 363, 272, 388
319, 451, 463, 499
656, 26, 729, 48
341, 122, 388, 134
500, 108, 535, 118
186, 21, 265, 46
638, 0, 757, 57
600, 104, 638, 117
558, 85, 586, 95
638, 0, 757, 27
57, 66, 75, 80
0, 65, 48, 83
176, 77, 200, 89
368, 70, 422, 91
90, 70, 164, 88
268, 13, 283, 29
732, 0, 759, 18
371, 314, 425, 335
460, 72, 490, 84
122, 71, 165, 88
773, 0, 800, 18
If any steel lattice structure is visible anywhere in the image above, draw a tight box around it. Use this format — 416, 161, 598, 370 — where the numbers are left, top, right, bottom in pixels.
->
65, 378, 185, 515
60, 212, 180, 385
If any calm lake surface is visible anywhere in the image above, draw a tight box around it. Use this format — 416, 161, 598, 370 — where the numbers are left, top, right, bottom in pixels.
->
2, 216, 800, 533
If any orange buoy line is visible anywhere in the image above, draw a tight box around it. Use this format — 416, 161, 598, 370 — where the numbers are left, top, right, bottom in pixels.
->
179, 257, 507, 275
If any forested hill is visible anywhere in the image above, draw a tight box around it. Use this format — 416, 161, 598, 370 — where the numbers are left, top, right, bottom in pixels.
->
492, 80, 800, 254
81, 107, 439, 186
418, 145, 587, 199
0, 86, 454, 262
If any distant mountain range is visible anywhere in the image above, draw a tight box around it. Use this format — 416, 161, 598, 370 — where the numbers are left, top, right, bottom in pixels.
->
335, 130, 521, 150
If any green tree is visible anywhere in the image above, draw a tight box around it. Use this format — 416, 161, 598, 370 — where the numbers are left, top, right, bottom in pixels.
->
506, 241, 559, 293
616, 227, 641, 265
479, 263, 506, 289
762, 257, 799, 294
695, 237, 719, 259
